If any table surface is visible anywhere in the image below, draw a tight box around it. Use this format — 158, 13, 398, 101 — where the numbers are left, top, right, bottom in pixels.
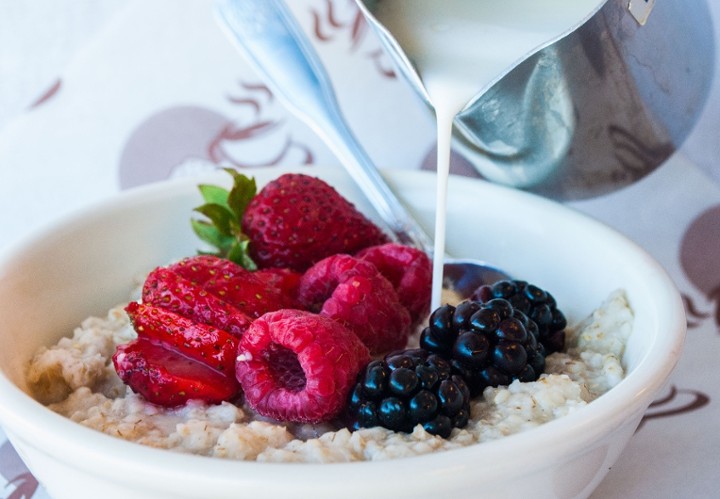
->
1, 1, 719, 498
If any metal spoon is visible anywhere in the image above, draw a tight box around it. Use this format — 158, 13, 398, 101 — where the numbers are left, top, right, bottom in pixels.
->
214, 0, 508, 300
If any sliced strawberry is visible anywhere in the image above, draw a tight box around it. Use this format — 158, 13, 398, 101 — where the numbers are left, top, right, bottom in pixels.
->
207, 272, 297, 318
254, 267, 302, 303
142, 267, 252, 338
168, 254, 248, 286
169, 255, 299, 318
113, 339, 238, 406
242, 173, 389, 272
125, 301, 239, 375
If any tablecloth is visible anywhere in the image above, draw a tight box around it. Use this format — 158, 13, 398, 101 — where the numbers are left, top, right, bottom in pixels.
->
1, 1, 719, 497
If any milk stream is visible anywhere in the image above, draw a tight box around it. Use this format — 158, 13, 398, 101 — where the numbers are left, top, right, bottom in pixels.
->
373, 0, 601, 309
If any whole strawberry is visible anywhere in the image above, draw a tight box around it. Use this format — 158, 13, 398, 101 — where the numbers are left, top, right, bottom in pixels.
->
242, 173, 389, 272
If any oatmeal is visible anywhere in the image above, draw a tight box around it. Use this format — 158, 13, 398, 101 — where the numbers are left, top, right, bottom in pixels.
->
26, 290, 633, 462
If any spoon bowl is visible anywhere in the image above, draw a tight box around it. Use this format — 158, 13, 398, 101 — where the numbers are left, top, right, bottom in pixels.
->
214, 0, 509, 300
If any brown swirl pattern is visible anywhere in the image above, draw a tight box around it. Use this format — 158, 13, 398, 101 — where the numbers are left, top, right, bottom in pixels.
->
28, 79, 62, 109
118, 80, 317, 189
680, 205, 720, 332
310, 0, 396, 78
208, 81, 315, 168
638, 385, 710, 432
0, 440, 38, 499
683, 293, 715, 330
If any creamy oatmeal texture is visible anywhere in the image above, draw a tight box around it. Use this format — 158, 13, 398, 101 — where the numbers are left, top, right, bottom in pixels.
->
27, 290, 633, 462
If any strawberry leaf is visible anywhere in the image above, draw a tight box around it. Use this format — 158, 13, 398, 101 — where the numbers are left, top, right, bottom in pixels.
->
198, 184, 231, 208
227, 240, 257, 271
193, 203, 234, 235
191, 219, 235, 250
191, 169, 258, 269
224, 168, 256, 217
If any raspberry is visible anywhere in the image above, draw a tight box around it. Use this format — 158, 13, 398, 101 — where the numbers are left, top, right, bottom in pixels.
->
235, 309, 370, 424
356, 243, 431, 325
297, 254, 412, 355
346, 349, 471, 438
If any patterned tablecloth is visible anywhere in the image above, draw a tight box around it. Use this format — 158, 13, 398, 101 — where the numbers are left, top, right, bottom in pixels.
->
1, 1, 719, 497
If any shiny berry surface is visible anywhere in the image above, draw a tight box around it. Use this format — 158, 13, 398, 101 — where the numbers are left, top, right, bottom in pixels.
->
420, 298, 547, 396
346, 349, 471, 438
472, 280, 567, 354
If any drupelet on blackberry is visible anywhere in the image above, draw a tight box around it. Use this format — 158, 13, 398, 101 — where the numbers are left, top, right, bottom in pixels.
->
346, 349, 471, 438
472, 279, 566, 354
419, 298, 546, 397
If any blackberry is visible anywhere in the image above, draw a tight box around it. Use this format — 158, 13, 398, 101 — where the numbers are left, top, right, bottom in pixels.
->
419, 299, 546, 397
346, 349, 471, 438
472, 280, 566, 354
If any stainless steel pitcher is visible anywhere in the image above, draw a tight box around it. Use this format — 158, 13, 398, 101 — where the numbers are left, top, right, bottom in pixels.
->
357, 0, 715, 200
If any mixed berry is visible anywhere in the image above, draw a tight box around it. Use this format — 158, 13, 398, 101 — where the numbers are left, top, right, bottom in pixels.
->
419, 298, 546, 397
113, 170, 566, 440
235, 309, 370, 423
241, 172, 389, 271
472, 279, 567, 354
346, 349, 470, 438
297, 253, 412, 355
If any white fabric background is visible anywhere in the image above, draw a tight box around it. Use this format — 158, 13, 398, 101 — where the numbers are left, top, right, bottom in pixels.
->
1, 2, 719, 498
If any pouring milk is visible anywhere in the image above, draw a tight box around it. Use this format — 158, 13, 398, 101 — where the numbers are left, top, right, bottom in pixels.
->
371, 0, 602, 308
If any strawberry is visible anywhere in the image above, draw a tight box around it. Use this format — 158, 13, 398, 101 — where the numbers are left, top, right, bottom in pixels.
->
253, 267, 302, 303
242, 173, 389, 272
169, 253, 248, 284
191, 170, 388, 272
114, 339, 238, 406
142, 266, 252, 338
125, 301, 239, 375
116, 254, 309, 406
168, 255, 301, 318
114, 170, 399, 410
114, 302, 241, 406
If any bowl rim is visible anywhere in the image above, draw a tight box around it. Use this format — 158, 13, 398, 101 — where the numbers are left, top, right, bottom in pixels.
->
0, 168, 687, 491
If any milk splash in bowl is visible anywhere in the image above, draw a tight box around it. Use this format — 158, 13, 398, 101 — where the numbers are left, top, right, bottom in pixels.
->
364, 0, 603, 307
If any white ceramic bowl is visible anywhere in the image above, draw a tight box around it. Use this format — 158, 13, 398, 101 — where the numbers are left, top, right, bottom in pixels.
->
0, 168, 685, 499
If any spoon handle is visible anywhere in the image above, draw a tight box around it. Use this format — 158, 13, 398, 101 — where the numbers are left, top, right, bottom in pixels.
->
214, 0, 434, 253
